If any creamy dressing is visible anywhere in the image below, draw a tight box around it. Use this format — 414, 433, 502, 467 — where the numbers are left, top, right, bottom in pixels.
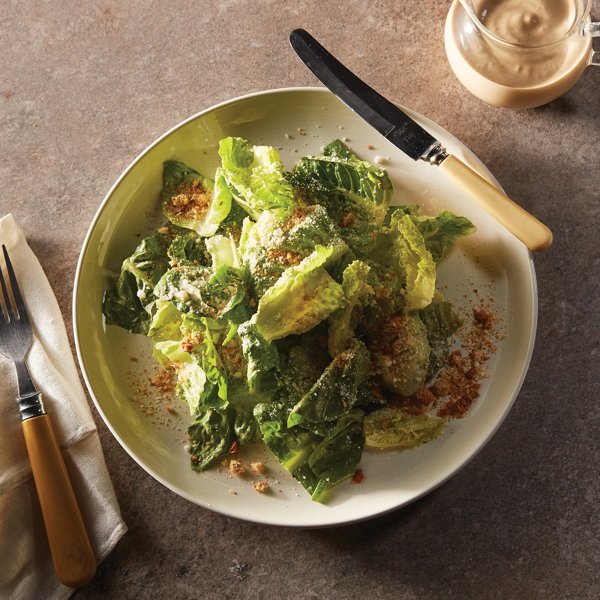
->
480, 0, 576, 45
444, 0, 592, 108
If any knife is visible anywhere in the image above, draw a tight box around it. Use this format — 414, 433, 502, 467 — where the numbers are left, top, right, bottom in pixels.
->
289, 29, 553, 252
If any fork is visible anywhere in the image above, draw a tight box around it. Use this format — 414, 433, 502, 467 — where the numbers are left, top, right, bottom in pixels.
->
0, 244, 96, 588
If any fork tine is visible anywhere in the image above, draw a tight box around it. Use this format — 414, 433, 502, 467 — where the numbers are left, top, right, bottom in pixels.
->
0, 249, 9, 323
2, 244, 29, 324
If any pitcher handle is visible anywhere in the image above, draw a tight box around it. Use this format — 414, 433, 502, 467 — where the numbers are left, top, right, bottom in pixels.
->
582, 21, 600, 37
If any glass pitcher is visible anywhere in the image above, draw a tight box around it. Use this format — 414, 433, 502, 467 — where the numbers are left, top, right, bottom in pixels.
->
445, 0, 599, 108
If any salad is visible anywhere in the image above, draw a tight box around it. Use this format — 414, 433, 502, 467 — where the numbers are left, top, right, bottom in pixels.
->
103, 137, 476, 502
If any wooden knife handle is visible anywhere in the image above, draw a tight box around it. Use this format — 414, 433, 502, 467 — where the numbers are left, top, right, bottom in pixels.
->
439, 154, 553, 251
22, 413, 96, 588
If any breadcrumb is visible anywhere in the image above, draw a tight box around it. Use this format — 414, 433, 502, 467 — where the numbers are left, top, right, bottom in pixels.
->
252, 481, 268, 493
250, 462, 266, 475
229, 460, 245, 476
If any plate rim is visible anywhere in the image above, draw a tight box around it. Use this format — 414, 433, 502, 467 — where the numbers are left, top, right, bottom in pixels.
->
73, 86, 538, 527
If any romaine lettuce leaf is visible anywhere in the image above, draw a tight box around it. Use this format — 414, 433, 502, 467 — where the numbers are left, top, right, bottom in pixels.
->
147, 299, 182, 342
152, 339, 192, 367
419, 298, 462, 380
254, 401, 320, 472
218, 137, 294, 220
288, 340, 370, 427
228, 380, 270, 444
252, 245, 345, 341
188, 395, 263, 470
321, 138, 357, 161
308, 409, 364, 501
239, 204, 347, 299
152, 315, 229, 415
328, 260, 373, 357
215, 198, 248, 242
167, 228, 211, 267
369, 313, 431, 396
154, 264, 250, 324
273, 344, 326, 406
360, 259, 406, 327
177, 361, 208, 415
364, 407, 445, 448
256, 396, 364, 502
161, 161, 232, 237
184, 316, 229, 405
290, 139, 392, 255
188, 408, 234, 471
103, 233, 171, 333
291, 139, 392, 208
394, 206, 476, 261
237, 322, 280, 392
206, 234, 241, 270
390, 212, 436, 312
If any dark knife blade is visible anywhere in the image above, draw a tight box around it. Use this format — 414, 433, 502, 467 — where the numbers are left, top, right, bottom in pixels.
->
289, 28, 442, 162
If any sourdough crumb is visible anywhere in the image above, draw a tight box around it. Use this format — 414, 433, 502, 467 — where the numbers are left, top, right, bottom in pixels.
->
252, 481, 268, 493
250, 462, 266, 475
229, 460, 245, 476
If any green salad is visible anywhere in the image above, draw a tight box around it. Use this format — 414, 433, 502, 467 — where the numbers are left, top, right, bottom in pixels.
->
103, 137, 475, 502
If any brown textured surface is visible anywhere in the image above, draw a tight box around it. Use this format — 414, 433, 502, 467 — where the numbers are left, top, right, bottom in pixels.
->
1, 1, 599, 598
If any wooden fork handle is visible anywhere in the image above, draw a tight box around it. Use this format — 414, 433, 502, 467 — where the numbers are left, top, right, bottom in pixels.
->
22, 413, 97, 588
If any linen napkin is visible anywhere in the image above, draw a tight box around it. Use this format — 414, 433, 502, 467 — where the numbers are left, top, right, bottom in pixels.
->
0, 214, 127, 599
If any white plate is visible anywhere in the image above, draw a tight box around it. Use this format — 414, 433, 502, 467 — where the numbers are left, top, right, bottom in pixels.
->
74, 87, 537, 527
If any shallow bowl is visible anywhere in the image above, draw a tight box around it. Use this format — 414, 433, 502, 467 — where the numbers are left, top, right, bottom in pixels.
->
74, 88, 537, 527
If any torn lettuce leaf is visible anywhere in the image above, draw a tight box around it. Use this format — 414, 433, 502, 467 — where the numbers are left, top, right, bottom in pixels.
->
218, 137, 294, 220
161, 161, 232, 237
288, 340, 370, 427
147, 299, 183, 342
252, 245, 345, 341
254, 401, 364, 503
291, 139, 392, 210
228, 380, 268, 445
188, 408, 234, 471
328, 260, 373, 357
419, 298, 463, 380
154, 264, 250, 324
389, 212, 437, 312
187, 381, 267, 472
177, 361, 208, 416
206, 234, 241, 270
237, 321, 280, 392
368, 209, 438, 313
369, 313, 431, 397
290, 139, 393, 256
273, 344, 326, 407
239, 204, 347, 299
103, 233, 171, 333
254, 401, 320, 473
308, 409, 364, 501
364, 407, 445, 448
393, 205, 476, 262
360, 258, 406, 327
167, 227, 211, 267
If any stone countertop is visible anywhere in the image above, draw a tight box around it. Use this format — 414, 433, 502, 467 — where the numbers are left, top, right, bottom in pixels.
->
1, 1, 599, 598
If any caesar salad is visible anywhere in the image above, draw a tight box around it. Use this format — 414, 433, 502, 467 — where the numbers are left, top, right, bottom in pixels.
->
103, 137, 476, 502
